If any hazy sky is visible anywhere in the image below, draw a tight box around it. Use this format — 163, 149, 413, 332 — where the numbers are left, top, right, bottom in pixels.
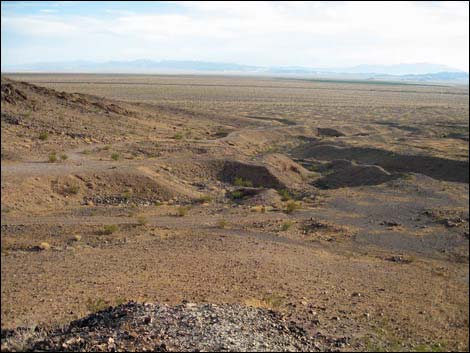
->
2, 1, 469, 70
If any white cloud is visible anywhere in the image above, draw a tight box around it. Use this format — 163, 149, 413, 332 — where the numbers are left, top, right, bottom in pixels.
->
2, 1, 469, 70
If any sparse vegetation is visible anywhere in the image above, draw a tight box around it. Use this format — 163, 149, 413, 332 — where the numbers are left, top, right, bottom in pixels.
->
234, 177, 253, 187
48, 153, 57, 163
245, 294, 284, 310
176, 206, 189, 217
196, 195, 213, 204
101, 224, 119, 235
63, 184, 80, 195
172, 132, 183, 140
85, 297, 108, 313
216, 219, 228, 229
136, 216, 148, 226
38, 131, 49, 140
285, 201, 300, 214
230, 190, 243, 200
280, 220, 293, 231
278, 189, 291, 201
60, 153, 68, 161
111, 152, 120, 161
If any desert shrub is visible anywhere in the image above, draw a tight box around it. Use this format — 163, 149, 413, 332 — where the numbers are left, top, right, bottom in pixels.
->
122, 190, 132, 201
111, 152, 120, 161
231, 190, 243, 199
101, 224, 119, 235
173, 132, 183, 140
60, 153, 68, 161
234, 177, 253, 187
285, 201, 300, 214
196, 195, 213, 204
217, 219, 228, 229
38, 131, 49, 140
176, 206, 189, 217
86, 297, 108, 313
278, 189, 291, 201
48, 153, 57, 163
63, 184, 79, 195
281, 221, 293, 231
245, 294, 284, 310
136, 216, 148, 226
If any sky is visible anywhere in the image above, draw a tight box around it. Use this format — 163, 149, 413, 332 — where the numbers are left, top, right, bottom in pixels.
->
1, 1, 469, 71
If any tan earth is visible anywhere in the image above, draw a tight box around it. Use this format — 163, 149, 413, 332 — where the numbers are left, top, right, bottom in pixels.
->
1, 74, 469, 351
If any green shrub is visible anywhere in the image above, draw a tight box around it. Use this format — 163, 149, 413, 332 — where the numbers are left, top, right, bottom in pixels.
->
281, 221, 293, 231
48, 153, 57, 163
86, 297, 108, 313
217, 219, 228, 229
60, 153, 68, 161
278, 189, 291, 201
234, 177, 253, 187
196, 195, 213, 204
101, 224, 119, 235
176, 206, 188, 217
111, 153, 119, 161
231, 190, 243, 199
136, 216, 148, 226
173, 132, 183, 140
38, 131, 49, 140
64, 184, 79, 195
285, 201, 300, 214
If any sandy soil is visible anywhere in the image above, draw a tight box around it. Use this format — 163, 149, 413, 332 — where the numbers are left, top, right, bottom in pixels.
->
1, 75, 469, 351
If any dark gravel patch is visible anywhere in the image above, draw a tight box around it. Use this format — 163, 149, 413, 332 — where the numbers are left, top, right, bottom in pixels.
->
1, 302, 323, 352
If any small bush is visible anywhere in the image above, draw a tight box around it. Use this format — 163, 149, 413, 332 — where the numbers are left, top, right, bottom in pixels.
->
38, 132, 49, 140
245, 294, 284, 310
60, 153, 68, 161
136, 216, 148, 226
217, 219, 228, 229
63, 184, 80, 195
101, 224, 119, 235
173, 132, 183, 140
285, 201, 300, 214
278, 189, 291, 201
176, 206, 188, 217
234, 177, 253, 187
48, 153, 57, 163
196, 195, 213, 204
281, 221, 293, 231
231, 190, 243, 199
111, 153, 120, 161
86, 297, 108, 313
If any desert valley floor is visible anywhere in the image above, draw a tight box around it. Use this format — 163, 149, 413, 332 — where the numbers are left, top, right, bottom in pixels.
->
1, 74, 469, 351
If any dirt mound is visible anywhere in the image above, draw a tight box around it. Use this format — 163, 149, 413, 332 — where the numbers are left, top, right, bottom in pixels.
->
317, 127, 345, 137
314, 163, 396, 189
242, 188, 284, 208
292, 142, 469, 183
1, 78, 133, 116
1, 302, 318, 352
210, 154, 312, 191
1, 169, 203, 213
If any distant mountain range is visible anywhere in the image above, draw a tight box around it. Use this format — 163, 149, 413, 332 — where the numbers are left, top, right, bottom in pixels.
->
2, 60, 468, 83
